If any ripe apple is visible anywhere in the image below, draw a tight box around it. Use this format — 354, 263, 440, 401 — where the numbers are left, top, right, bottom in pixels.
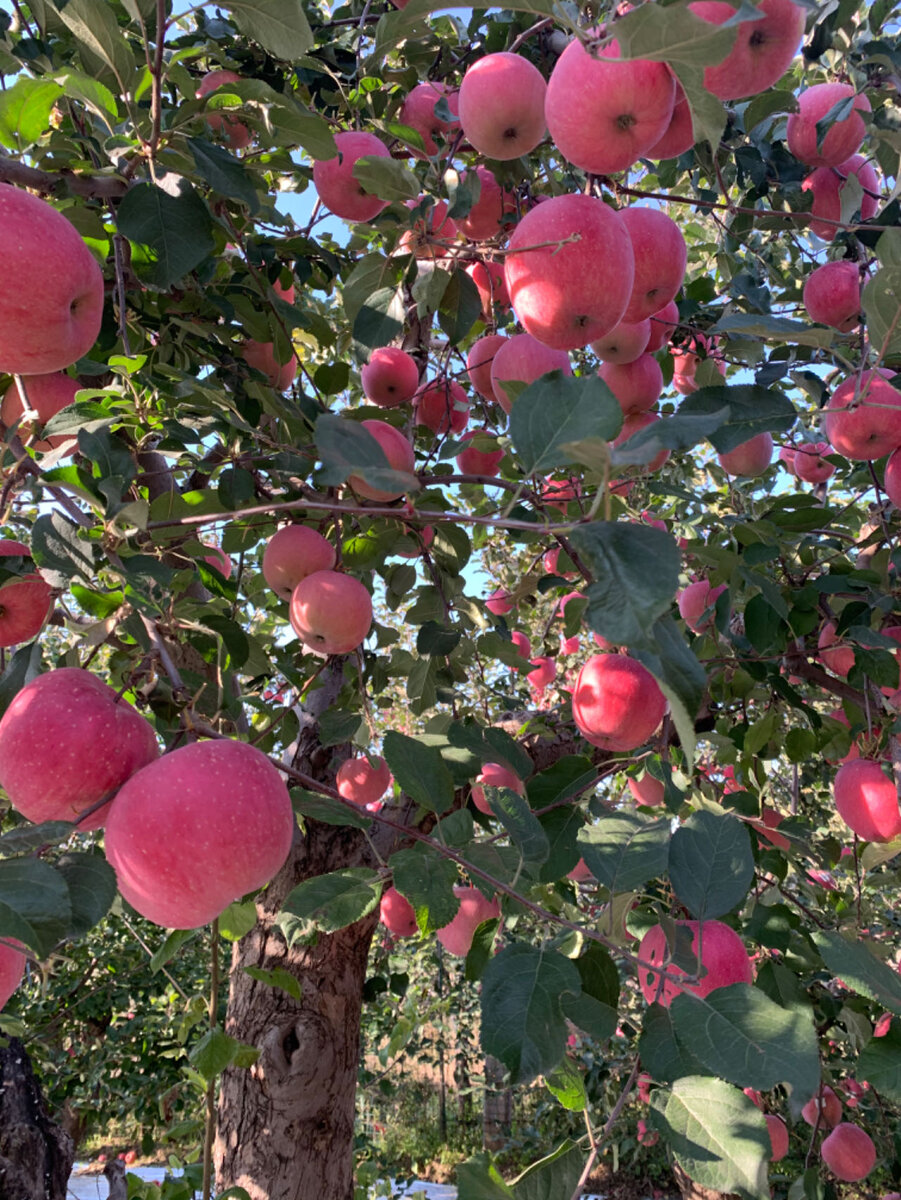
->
0, 373, 80, 452
486, 587, 514, 616
455, 430, 503, 477
380, 886, 417, 937
414, 378, 470, 435
195, 70, 252, 149
613, 412, 670, 472
637, 918, 753, 1006
458, 52, 547, 160
202, 543, 232, 579
241, 340, 297, 390
545, 39, 675, 174
0, 667, 159, 828
834, 758, 901, 843
824, 369, 901, 460
646, 300, 680, 353
688, 0, 806, 101
820, 1123, 876, 1183
628, 773, 664, 806
465, 261, 510, 318
619, 208, 687, 324
779, 445, 799, 476
543, 547, 577, 579
471, 762, 524, 814
347, 419, 416, 502
647, 78, 694, 160
591, 320, 651, 365
801, 1086, 842, 1129
504, 194, 634, 352
490, 333, 572, 413
289, 570, 372, 655
104, 738, 294, 929
456, 167, 516, 241
0, 185, 105, 375
262, 525, 337, 602
678, 579, 726, 634
399, 197, 458, 260
511, 630, 531, 662
803, 261, 861, 332
527, 656, 555, 691
599, 354, 664, 415
467, 334, 506, 403
766, 1115, 789, 1162
794, 441, 835, 483
361, 347, 420, 408
718, 432, 773, 477
540, 477, 581, 512
787, 83, 871, 168
336, 755, 392, 806
398, 81, 460, 157
572, 653, 666, 751
818, 620, 854, 676
0, 540, 53, 647
0, 938, 25, 1012
885, 448, 901, 508
802, 155, 880, 241
436, 885, 500, 957
312, 131, 392, 223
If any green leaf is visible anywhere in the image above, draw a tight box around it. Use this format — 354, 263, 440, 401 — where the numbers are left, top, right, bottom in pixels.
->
218, 900, 258, 941
53, 70, 118, 124
577, 814, 670, 895
150, 929, 195, 973
710, 313, 835, 349
538, 804, 585, 883
188, 138, 260, 210
353, 285, 405, 350
0, 77, 62, 150
243, 965, 302, 1002
353, 155, 420, 201
610, 407, 729, 466
509, 375, 622, 475
369, 0, 558, 67
560, 944, 619, 1041
0, 857, 72, 957
858, 1025, 901, 1103
53, 0, 136, 89
631, 615, 706, 764
512, 1140, 584, 1200
56, 852, 117, 938
292, 790, 371, 830
863, 267, 901, 358
0, 820, 72, 858
677, 385, 797, 452
116, 178, 215, 290
189, 1028, 259, 1082
484, 788, 549, 873
481, 944, 582, 1086
314, 413, 418, 496
277, 868, 381, 940
437, 268, 482, 345
670, 985, 820, 1103
568, 521, 680, 646
456, 1154, 515, 1200
671, 62, 727, 150
649, 1077, 769, 1200
813, 930, 901, 1015
612, 1, 740, 65
267, 97, 336, 159
31, 511, 96, 588
382, 730, 455, 814
668, 810, 755, 920
0, 643, 43, 719
389, 846, 459, 935
222, 0, 313, 57
639, 1003, 708, 1083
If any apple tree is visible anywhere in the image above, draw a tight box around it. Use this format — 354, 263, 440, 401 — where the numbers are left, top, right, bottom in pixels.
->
2, 0, 901, 1198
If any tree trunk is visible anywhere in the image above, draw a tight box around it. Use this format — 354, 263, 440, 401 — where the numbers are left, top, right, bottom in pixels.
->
482, 1055, 512, 1151
0, 1037, 74, 1200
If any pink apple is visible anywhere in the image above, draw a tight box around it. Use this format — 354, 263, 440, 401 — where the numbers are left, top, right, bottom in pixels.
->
545, 39, 675, 174
802, 155, 880, 241
718, 432, 773, 477
678, 579, 726, 633
885, 448, 901, 508
801, 1086, 842, 1129
0, 185, 104, 375
380, 886, 417, 937
637, 919, 753, 1006
0, 667, 158, 828
241, 340, 296, 390
0, 373, 80, 452
457, 167, 516, 241
794, 441, 835, 483
780, 445, 799, 476
646, 77, 694, 160
0, 540, 53, 647
289, 570, 373, 655
803, 261, 861, 332
628, 774, 664, 807
398, 82, 460, 157
834, 758, 901, 843
202, 543, 232, 578
486, 588, 514, 616
195, 70, 252, 149
456, 429, 503, 476
540, 477, 581, 512
414, 379, 469, 435
613, 412, 670, 472
123, 1151, 137, 1166
398, 197, 459, 260
465, 261, 510, 318
818, 620, 854, 676
436, 885, 501, 957
599, 354, 664, 415
787, 83, 871, 169
104, 738, 294, 929
824, 369, 901, 461
591, 320, 651, 365
511, 630, 531, 662
471, 762, 524, 814
361, 347, 420, 408
504, 194, 635, 352
313, 131, 393, 223
490, 333, 572, 413
467, 334, 507, 403
820, 1123, 876, 1183
543, 547, 577, 579
688, 0, 805, 101
527, 656, 555, 690
572, 654, 666, 751
0, 939, 25, 1012
766, 1115, 789, 1162
347, 419, 416, 501
336, 755, 392, 806
646, 300, 680, 353
619, 208, 688, 324
458, 53, 547, 159
262, 525, 336, 602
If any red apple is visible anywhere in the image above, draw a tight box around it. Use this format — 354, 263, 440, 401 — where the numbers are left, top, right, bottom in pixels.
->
0, 185, 104, 375
262, 525, 337, 602
398, 82, 459, 157
104, 739, 294, 929
678, 579, 726, 634
0, 667, 158, 828
123, 1151, 137, 1166
380, 886, 417, 937
824, 369, 901, 460
780, 445, 799, 476
599, 354, 664, 415
196, 70, 252, 149
436, 885, 500, 956
834, 758, 901, 843
336, 755, 392, 806
628, 774, 665, 806
688, 0, 805, 101
818, 620, 854, 676
471, 762, 524, 814
511, 630, 531, 662
465, 261, 510, 318
467, 334, 507, 403
802, 155, 880, 241
486, 587, 514, 616
414, 379, 470, 435
591, 319, 651, 365
527, 656, 555, 690
457, 167, 516, 241
458, 54, 547, 160
646, 77, 694, 160
766, 1115, 789, 1162
0, 540, 53, 647
718, 432, 773, 477
490, 333, 572, 413
545, 39, 675, 174
885, 448, 901, 508
820, 1123, 876, 1183
504, 195, 634, 351
801, 1086, 843, 1129
540, 477, 581, 512
572, 654, 666, 751
0, 373, 80, 452
456, 430, 503, 476
637, 918, 753, 1006
794, 441, 835, 483
289, 570, 372, 655
0, 938, 25, 1012
312, 131, 392, 223
803, 261, 861, 332
543, 547, 577, 579
619, 207, 687, 324
202, 543, 232, 579
361, 347, 420, 408
646, 300, 680, 353
396, 524, 434, 559
241, 340, 296, 390
787, 83, 871, 169
347, 419, 416, 502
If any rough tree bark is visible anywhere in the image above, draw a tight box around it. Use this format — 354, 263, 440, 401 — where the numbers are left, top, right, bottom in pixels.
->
0, 1037, 74, 1200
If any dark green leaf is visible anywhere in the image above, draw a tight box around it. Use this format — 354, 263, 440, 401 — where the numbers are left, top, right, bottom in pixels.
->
509, 375, 622, 475
353, 155, 420, 201
710, 313, 835, 349
189, 1028, 259, 1082
513, 1141, 584, 1200
116, 179, 215, 290
484, 788, 549, 872
858, 1025, 901, 1103
0, 643, 43, 719
437, 269, 482, 344
56, 852, 117, 938
277, 868, 381, 940
222, 0, 313, 57
0, 857, 72, 956
31, 511, 96, 587
577, 814, 670, 895
678, 385, 797, 452
668, 810, 755, 920
292, 789, 371, 829
813, 930, 901, 1015
639, 1003, 708, 1083
243, 965, 302, 1002
314, 413, 418, 495
631, 615, 707, 764
611, 407, 729, 466
188, 137, 259, 210
390, 845, 459, 935
382, 730, 455, 814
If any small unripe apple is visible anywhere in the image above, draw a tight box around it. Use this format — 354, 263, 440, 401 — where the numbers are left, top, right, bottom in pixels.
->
361, 347, 420, 408
380, 886, 417, 937
289, 570, 373, 655
347, 419, 416, 502
312, 131, 392, 223
834, 758, 901, 843
801, 1085, 842, 1129
820, 1122, 876, 1183
572, 654, 666, 751
436, 885, 500, 957
471, 762, 524, 814
336, 755, 391, 806
262, 526, 337, 602
637, 918, 753, 1006
458, 53, 547, 160
196, 70, 252, 149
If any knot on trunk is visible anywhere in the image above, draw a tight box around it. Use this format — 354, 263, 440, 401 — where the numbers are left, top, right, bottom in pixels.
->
257, 1013, 337, 1115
